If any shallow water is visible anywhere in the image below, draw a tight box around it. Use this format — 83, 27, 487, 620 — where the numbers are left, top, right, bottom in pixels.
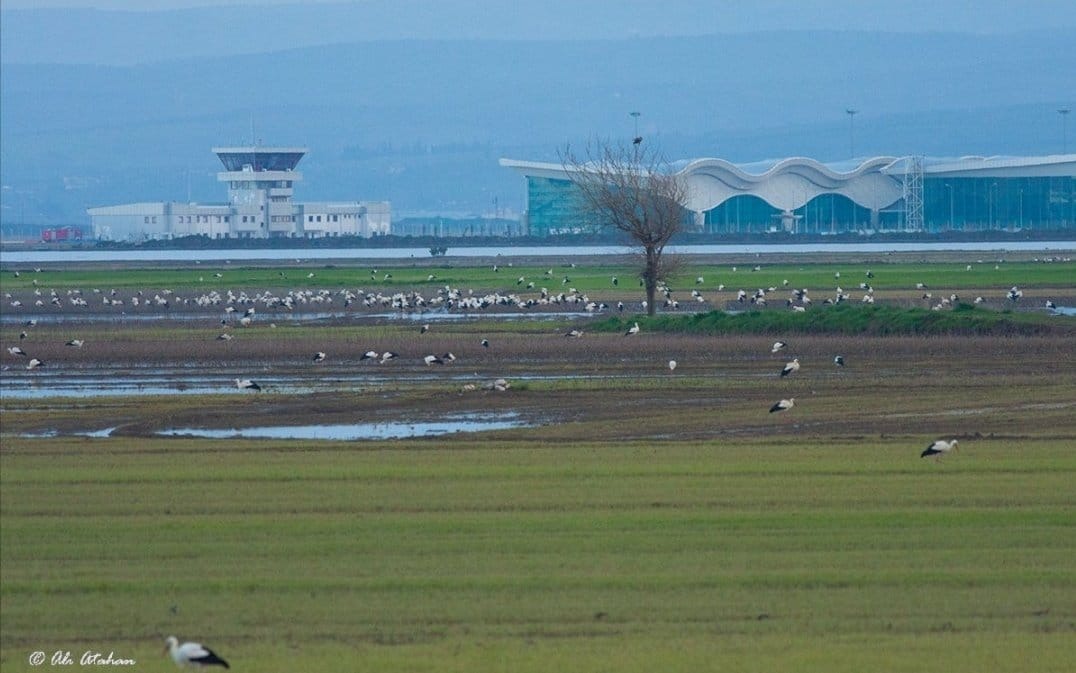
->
4, 241, 1074, 264
158, 414, 528, 440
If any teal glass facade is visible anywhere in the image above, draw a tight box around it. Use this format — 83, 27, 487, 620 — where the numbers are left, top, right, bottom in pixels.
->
922, 176, 1075, 231
702, 194, 884, 234
525, 177, 595, 236
522, 171, 1075, 236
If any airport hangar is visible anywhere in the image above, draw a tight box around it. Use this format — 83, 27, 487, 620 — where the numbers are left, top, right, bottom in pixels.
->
500, 154, 1076, 236
87, 146, 390, 241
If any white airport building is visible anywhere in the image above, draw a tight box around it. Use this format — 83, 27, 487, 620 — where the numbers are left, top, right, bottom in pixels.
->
88, 146, 390, 241
501, 154, 1076, 235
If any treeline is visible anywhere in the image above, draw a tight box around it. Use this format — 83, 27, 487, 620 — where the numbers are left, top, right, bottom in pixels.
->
595, 303, 1072, 337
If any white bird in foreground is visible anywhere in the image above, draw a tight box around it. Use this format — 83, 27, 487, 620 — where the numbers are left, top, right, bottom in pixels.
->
164, 636, 230, 669
771, 341, 787, 353
625, 322, 640, 336
26, 357, 44, 370
769, 398, 795, 413
921, 439, 959, 460
780, 358, 800, 377
235, 378, 261, 391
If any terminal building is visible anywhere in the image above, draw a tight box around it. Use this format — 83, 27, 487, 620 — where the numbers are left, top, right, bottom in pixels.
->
500, 154, 1076, 236
88, 146, 390, 241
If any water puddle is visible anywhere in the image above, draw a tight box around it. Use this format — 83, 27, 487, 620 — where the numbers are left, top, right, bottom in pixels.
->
157, 414, 529, 440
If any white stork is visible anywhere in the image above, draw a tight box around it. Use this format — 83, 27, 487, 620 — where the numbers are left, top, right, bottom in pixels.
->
771, 341, 787, 354
834, 355, 845, 367
481, 338, 490, 348
164, 636, 230, 669
769, 398, 795, 413
216, 333, 233, 341
668, 359, 677, 372
360, 350, 379, 361
921, 439, 959, 460
26, 358, 44, 370
7, 346, 26, 356
235, 378, 261, 391
423, 354, 444, 366
420, 324, 430, 334
66, 339, 85, 348
625, 322, 640, 336
565, 328, 584, 338
379, 351, 399, 363
780, 358, 800, 377
312, 352, 326, 363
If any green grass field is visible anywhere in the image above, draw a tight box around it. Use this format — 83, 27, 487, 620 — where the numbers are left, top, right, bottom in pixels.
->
1, 259, 1072, 295
2, 436, 1074, 672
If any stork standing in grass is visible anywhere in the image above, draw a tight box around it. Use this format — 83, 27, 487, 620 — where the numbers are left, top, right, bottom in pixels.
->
780, 358, 800, 377
921, 439, 959, 461
164, 636, 229, 669
235, 378, 261, 391
769, 398, 795, 413
771, 341, 787, 354
625, 322, 640, 336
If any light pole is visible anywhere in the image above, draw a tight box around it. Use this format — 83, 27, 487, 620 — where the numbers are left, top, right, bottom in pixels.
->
945, 183, 954, 231
629, 111, 642, 163
989, 182, 998, 230
845, 108, 858, 159
1060, 108, 1071, 154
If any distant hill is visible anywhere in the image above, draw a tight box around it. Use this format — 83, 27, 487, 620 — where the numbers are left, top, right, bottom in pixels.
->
5, 1, 1076, 66
1, 29, 1073, 226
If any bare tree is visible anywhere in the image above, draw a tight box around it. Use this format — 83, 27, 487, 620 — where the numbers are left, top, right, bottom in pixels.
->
561, 139, 688, 316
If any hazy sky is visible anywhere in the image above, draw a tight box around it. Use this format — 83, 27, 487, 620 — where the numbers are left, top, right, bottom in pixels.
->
3, 0, 1075, 34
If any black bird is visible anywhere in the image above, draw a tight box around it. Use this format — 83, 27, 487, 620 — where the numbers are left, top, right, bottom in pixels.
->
633, 136, 643, 145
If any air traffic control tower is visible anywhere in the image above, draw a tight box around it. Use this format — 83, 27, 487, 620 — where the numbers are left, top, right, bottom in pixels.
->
213, 146, 307, 237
